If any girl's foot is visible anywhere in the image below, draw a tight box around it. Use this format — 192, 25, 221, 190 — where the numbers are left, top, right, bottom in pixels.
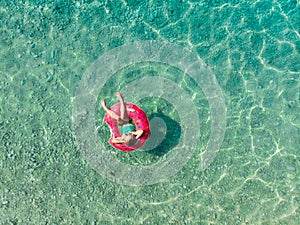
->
101, 100, 108, 111
115, 92, 122, 99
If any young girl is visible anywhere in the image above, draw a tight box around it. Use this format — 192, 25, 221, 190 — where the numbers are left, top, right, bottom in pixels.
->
101, 92, 143, 147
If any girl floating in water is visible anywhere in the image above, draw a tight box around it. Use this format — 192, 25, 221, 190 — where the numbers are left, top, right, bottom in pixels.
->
101, 92, 144, 147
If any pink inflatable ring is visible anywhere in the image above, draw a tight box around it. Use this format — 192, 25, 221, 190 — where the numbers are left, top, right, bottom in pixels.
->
103, 102, 150, 152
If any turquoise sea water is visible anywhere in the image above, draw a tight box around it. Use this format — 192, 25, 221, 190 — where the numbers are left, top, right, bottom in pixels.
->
1, 0, 299, 224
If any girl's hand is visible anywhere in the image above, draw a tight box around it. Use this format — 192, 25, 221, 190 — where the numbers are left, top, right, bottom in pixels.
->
133, 130, 143, 139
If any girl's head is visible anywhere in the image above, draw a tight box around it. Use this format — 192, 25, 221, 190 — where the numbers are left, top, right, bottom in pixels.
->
124, 133, 136, 147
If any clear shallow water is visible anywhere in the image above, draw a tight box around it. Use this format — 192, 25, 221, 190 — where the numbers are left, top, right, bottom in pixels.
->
1, 0, 299, 224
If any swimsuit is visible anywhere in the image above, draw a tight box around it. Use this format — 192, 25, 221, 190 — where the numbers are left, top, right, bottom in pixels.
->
121, 124, 136, 135
120, 120, 136, 135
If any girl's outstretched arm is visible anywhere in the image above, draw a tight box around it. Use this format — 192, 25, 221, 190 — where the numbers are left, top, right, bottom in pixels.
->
112, 137, 125, 143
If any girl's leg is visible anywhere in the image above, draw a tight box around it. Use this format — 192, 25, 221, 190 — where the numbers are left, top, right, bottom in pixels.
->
101, 100, 120, 121
115, 92, 129, 121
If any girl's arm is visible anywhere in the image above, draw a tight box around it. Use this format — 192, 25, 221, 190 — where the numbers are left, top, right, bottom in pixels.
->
112, 137, 125, 143
132, 130, 143, 139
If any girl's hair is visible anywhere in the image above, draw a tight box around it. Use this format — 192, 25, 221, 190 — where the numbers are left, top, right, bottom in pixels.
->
125, 136, 136, 147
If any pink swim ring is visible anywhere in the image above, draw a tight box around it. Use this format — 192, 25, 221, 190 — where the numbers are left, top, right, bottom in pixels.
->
103, 102, 150, 152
